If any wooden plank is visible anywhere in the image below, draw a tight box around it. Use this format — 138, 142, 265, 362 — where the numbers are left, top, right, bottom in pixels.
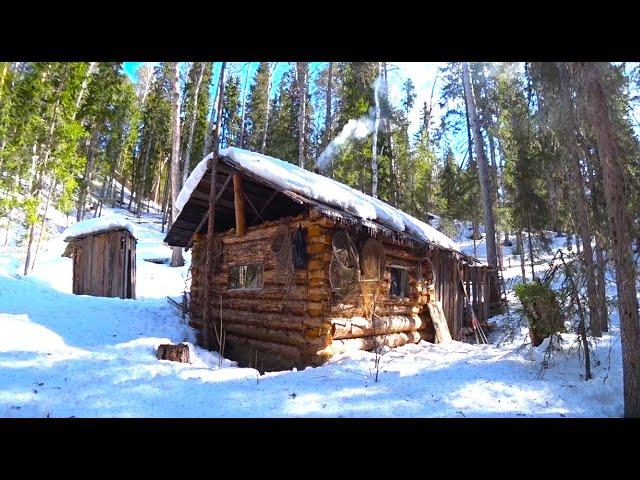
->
103, 231, 113, 297
471, 266, 478, 319
91, 233, 105, 296
465, 264, 471, 326
427, 301, 452, 344
452, 259, 459, 337
112, 231, 124, 298
73, 243, 83, 295
483, 267, 489, 323
130, 234, 136, 299
83, 236, 93, 296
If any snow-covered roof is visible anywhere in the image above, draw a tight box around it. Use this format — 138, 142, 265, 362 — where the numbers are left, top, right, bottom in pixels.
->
174, 147, 460, 253
63, 216, 138, 242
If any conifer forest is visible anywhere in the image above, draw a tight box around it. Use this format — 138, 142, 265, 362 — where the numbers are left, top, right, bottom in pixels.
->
1, 61, 640, 418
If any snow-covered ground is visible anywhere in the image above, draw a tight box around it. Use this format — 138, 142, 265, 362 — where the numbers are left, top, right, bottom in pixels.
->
0, 203, 625, 417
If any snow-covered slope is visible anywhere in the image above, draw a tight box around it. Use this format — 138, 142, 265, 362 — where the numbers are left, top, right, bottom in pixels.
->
0, 204, 625, 417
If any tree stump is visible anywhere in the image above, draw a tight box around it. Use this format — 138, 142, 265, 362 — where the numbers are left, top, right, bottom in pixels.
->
157, 343, 190, 363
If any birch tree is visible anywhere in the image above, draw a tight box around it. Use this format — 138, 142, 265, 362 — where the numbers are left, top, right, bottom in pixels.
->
169, 62, 184, 267
182, 62, 206, 187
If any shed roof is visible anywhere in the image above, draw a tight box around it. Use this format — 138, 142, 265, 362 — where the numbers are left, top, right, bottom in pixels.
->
63, 217, 138, 242
166, 147, 466, 257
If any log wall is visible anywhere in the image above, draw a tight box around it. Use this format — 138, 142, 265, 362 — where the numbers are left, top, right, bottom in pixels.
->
190, 212, 333, 371
189, 209, 499, 370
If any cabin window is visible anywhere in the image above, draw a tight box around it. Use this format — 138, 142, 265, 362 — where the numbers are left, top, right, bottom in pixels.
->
390, 267, 409, 298
229, 263, 263, 289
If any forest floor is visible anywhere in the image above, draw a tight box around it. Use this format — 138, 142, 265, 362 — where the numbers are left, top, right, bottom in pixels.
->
0, 204, 625, 417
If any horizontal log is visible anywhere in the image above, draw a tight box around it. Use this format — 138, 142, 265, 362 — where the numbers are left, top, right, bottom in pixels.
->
223, 322, 306, 347
223, 285, 307, 301
216, 298, 307, 316
225, 333, 302, 360
329, 331, 422, 355
219, 310, 306, 331
331, 315, 427, 340
302, 316, 331, 329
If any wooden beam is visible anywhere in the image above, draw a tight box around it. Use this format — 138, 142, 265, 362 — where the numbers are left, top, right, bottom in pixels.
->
185, 174, 233, 249
233, 174, 247, 237
243, 191, 264, 225
250, 190, 279, 226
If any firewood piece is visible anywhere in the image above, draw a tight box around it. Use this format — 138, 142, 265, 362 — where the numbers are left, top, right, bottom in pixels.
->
156, 343, 190, 363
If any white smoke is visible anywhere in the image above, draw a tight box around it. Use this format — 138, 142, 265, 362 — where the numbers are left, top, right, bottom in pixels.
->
316, 73, 385, 171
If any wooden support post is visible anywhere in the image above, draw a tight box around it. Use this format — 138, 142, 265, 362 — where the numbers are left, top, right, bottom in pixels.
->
233, 173, 246, 237
186, 174, 233, 249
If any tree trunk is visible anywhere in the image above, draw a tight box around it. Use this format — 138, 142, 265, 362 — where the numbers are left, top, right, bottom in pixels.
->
371, 62, 381, 199
296, 62, 307, 169
580, 62, 640, 417
239, 66, 249, 149
32, 179, 57, 268
161, 169, 170, 233
0, 62, 8, 100
517, 231, 526, 283
169, 62, 185, 267
595, 236, 608, 332
23, 221, 37, 276
527, 214, 536, 281
77, 130, 99, 221
261, 63, 272, 154
74, 62, 97, 112
462, 62, 498, 270
557, 62, 601, 337
94, 177, 107, 218
136, 136, 153, 218
182, 62, 206, 188
203, 62, 226, 348
204, 64, 218, 155
324, 62, 333, 149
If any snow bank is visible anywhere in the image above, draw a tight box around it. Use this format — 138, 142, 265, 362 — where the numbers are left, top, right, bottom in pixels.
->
63, 216, 138, 241
174, 148, 460, 252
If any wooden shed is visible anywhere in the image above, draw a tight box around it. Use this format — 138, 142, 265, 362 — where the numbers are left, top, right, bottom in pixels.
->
64, 217, 137, 299
165, 147, 501, 371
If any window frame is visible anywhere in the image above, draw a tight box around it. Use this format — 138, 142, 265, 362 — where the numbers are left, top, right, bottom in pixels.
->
389, 265, 410, 298
228, 262, 264, 290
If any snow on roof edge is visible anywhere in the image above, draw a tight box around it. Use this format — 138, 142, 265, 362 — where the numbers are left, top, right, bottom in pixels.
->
172, 147, 460, 253
174, 153, 212, 217
63, 216, 138, 242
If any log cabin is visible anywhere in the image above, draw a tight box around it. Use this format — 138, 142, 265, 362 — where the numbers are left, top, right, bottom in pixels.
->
165, 147, 501, 371
64, 217, 137, 299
